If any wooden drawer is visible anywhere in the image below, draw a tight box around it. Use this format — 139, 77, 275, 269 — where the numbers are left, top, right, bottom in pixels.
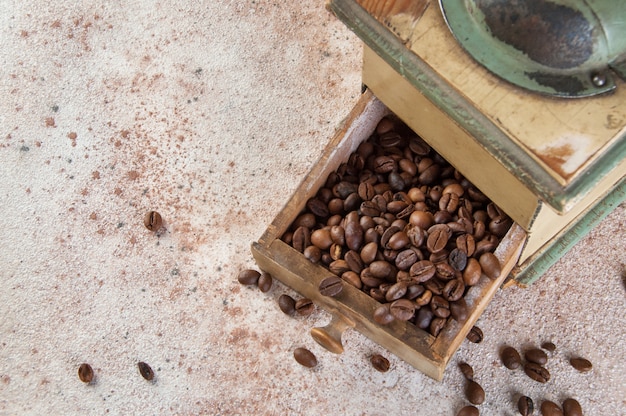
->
251, 90, 526, 381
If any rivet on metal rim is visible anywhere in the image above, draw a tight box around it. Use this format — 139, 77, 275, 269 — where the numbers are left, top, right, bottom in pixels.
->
591, 72, 607, 87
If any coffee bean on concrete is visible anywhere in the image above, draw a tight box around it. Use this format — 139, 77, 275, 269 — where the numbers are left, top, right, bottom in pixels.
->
465, 380, 485, 405
456, 405, 479, 416
524, 362, 551, 383
501, 346, 522, 369
138, 362, 155, 381
569, 357, 592, 372
458, 362, 473, 380
278, 294, 296, 315
293, 347, 317, 368
318, 276, 343, 297
370, 354, 390, 372
562, 398, 583, 416
541, 341, 556, 352
237, 269, 261, 286
78, 363, 94, 383
518, 395, 534, 416
540, 400, 563, 416
144, 211, 162, 231
466, 326, 483, 343
525, 348, 548, 365
257, 272, 273, 292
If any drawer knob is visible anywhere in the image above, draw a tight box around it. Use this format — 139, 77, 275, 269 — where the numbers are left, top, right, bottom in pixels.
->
310, 315, 354, 354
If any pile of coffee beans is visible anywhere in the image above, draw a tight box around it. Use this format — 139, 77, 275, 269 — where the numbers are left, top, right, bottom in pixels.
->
281, 115, 511, 337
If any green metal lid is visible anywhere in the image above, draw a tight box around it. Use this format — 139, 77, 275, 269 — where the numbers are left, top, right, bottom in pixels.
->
439, 0, 626, 97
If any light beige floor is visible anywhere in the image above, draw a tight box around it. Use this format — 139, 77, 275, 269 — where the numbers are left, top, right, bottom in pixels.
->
1, 1, 624, 415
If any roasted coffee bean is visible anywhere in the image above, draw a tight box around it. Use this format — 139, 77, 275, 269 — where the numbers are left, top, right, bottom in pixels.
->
386, 230, 409, 250
409, 260, 436, 283
435, 262, 456, 281
458, 362, 474, 380
395, 248, 419, 270
439, 192, 459, 213
341, 271, 362, 289
525, 348, 548, 365
369, 260, 395, 280
466, 326, 483, 343
540, 400, 563, 416
423, 277, 445, 295
360, 269, 384, 288
344, 250, 364, 274
409, 210, 434, 229
78, 363, 94, 383
415, 288, 433, 307
370, 354, 390, 372
138, 362, 155, 381
358, 182, 376, 201
292, 226, 310, 253
303, 245, 322, 263
237, 269, 260, 286
450, 298, 469, 322
345, 221, 364, 251
376, 116, 395, 134
463, 258, 482, 286
456, 405, 479, 416
385, 282, 408, 302
293, 347, 317, 368
389, 299, 416, 321
144, 211, 163, 231
307, 198, 329, 218
430, 295, 450, 318
524, 362, 550, 383
278, 294, 296, 315
319, 276, 343, 297
489, 215, 512, 238
501, 346, 522, 370
443, 279, 465, 302
293, 213, 316, 229
257, 272, 273, 293
295, 298, 315, 316
562, 398, 583, 416
429, 316, 447, 337
415, 307, 434, 330
448, 248, 468, 271
541, 341, 557, 352
405, 283, 424, 300
518, 396, 534, 416
456, 234, 476, 257
426, 225, 450, 253
329, 259, 350, 276
479, 252, 501, 279
373, 304, 395, 325
373, 155, 396, 173
569, 357, 592, 372
310, 228, 333, 250
465, 380, 485, 405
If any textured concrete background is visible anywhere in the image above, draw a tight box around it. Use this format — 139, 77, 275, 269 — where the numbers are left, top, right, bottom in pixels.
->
1, 1, 624, 415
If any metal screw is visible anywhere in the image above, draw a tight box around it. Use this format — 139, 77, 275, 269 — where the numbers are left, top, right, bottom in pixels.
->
591, 72, 607, 87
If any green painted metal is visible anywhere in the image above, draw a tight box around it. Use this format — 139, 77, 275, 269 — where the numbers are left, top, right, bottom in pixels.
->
511, 176, 626, 285
328, 0, 626, 213
439, 0, 626, 97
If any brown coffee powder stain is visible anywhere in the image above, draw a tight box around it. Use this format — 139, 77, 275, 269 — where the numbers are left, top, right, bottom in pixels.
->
539, 142, 574, 178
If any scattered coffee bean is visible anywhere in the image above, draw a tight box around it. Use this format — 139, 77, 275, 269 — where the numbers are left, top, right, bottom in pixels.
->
237, 269, 261, 286
541, 341, 556, 352
278, 294, 296, 315
540, 400, 563, 416
138, 361, 155, 381
456, 405, 479, 416
257, 272, 273, 292
458, 362, 473, 380
295, 298, 315, 316
144, 210, 162, 231
293, 347, 317, 368
518, 395, 534, 416
78, 363, 94, 383
524, 362, 550, 383
466, 326, 483, 343
501, 346, 522, 369
569, 357, 592, 372
465, 380, 485, 405
370, 354, 390, 372
318, 276, 343, 297
562, 398, 583, 416
525, 348, 548, 365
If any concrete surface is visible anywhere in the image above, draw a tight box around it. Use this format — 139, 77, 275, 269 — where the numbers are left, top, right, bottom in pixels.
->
1, 1, 624, 415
